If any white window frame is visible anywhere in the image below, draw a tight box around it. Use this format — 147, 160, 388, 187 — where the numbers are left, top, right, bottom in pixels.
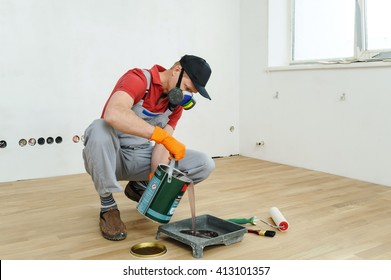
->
291, 0, 391, 65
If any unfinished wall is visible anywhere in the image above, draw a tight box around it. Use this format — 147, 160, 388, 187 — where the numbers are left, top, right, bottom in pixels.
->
240, 0, 391, 186
0, 0, 241, 182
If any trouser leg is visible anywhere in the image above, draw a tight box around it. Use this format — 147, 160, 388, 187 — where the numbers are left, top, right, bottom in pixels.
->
177, 150, 215, 184
82, 119, 125, 195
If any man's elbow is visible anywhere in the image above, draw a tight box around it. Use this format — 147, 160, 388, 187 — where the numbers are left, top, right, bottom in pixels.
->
102, 110, 117, 127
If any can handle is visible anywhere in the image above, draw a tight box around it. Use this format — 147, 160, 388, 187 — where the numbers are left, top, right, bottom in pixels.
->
167, 160, 178, 183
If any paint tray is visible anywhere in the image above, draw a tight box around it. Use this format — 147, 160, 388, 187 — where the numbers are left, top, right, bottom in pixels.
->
156, 214, 247, 258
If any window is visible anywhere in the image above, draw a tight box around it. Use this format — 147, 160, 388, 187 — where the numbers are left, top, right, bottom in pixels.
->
292, 0, 391, 64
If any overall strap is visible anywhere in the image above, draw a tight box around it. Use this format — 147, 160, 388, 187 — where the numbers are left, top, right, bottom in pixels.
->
141, 69, 151, 99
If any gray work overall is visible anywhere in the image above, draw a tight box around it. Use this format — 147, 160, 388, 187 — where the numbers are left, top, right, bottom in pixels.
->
82, 71, 215, 195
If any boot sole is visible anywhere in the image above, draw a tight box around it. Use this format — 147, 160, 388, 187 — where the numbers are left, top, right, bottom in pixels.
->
124, 188, 141, 202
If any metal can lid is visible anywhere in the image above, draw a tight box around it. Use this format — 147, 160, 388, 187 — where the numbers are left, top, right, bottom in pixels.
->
130, 242, 167, 258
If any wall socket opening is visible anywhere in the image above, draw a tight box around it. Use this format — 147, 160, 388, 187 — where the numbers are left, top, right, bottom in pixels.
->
37, 137, 45, 145
19, 139, 27, 147
29, 138, 36, 146
0, 140, 7, 148
72, 135, 80, 143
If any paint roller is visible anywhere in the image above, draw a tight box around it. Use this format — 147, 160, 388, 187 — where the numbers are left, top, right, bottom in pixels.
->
226, 219, 276, 237
228, 216, 285, 229
227, 207, 289, 232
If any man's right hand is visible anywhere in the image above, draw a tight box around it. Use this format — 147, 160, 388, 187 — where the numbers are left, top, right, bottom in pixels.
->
150, 126, 186, 160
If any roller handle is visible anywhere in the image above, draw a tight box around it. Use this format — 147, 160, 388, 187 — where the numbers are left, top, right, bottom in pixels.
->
227, 217, 256, 225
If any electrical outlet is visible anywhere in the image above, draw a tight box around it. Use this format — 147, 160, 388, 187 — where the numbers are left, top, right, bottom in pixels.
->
0, 140, 7, 148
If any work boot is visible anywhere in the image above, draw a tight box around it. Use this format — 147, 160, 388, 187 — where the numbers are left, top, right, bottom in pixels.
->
124, 181, 148, 202
99, 208, 127, 241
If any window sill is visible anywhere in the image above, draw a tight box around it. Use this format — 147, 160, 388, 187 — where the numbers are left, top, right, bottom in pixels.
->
266, 60, 391, 72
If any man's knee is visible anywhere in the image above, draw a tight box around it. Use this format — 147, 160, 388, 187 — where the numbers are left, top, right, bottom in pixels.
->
84, 119, 115, 146
193, 153, 215, 183
203, 155, 215, 177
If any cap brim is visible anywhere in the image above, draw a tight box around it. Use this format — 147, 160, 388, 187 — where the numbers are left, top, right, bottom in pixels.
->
195, 84, 211, 100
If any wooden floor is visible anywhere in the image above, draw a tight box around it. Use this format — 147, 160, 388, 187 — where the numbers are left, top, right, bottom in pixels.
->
1, 156, 390, 260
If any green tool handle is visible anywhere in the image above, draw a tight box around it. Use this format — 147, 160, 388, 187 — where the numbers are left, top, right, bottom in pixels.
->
227, 218, 251, 225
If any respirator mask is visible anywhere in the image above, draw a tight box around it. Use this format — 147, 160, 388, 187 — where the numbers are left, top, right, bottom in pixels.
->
167, 68, 196, 111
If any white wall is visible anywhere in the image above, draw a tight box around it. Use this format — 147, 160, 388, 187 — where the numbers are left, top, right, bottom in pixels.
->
240, 0, 391, 186
0, 0, 240, 182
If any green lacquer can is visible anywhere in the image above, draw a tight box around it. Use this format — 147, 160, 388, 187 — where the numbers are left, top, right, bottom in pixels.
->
137, 163, 192, 224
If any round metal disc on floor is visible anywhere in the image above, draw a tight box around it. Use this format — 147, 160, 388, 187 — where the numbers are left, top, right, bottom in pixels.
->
130, 242, 167, 258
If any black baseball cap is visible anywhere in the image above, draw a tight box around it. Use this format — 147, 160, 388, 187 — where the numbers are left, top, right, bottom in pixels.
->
180, 55, 212, 100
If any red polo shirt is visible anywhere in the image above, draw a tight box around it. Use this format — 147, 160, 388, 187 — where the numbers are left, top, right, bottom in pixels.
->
101, 65, 183, 129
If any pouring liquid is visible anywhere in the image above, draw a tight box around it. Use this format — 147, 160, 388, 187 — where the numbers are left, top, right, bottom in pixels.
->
180, 182, 219, 239
187, 182, 196, 232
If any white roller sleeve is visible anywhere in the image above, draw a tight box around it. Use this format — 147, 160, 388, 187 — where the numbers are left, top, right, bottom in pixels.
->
269, 207, 289, 232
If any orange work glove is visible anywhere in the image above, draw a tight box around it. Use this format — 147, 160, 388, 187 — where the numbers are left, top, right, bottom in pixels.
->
150, 126, 186, 160
148, 172, 154, 181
